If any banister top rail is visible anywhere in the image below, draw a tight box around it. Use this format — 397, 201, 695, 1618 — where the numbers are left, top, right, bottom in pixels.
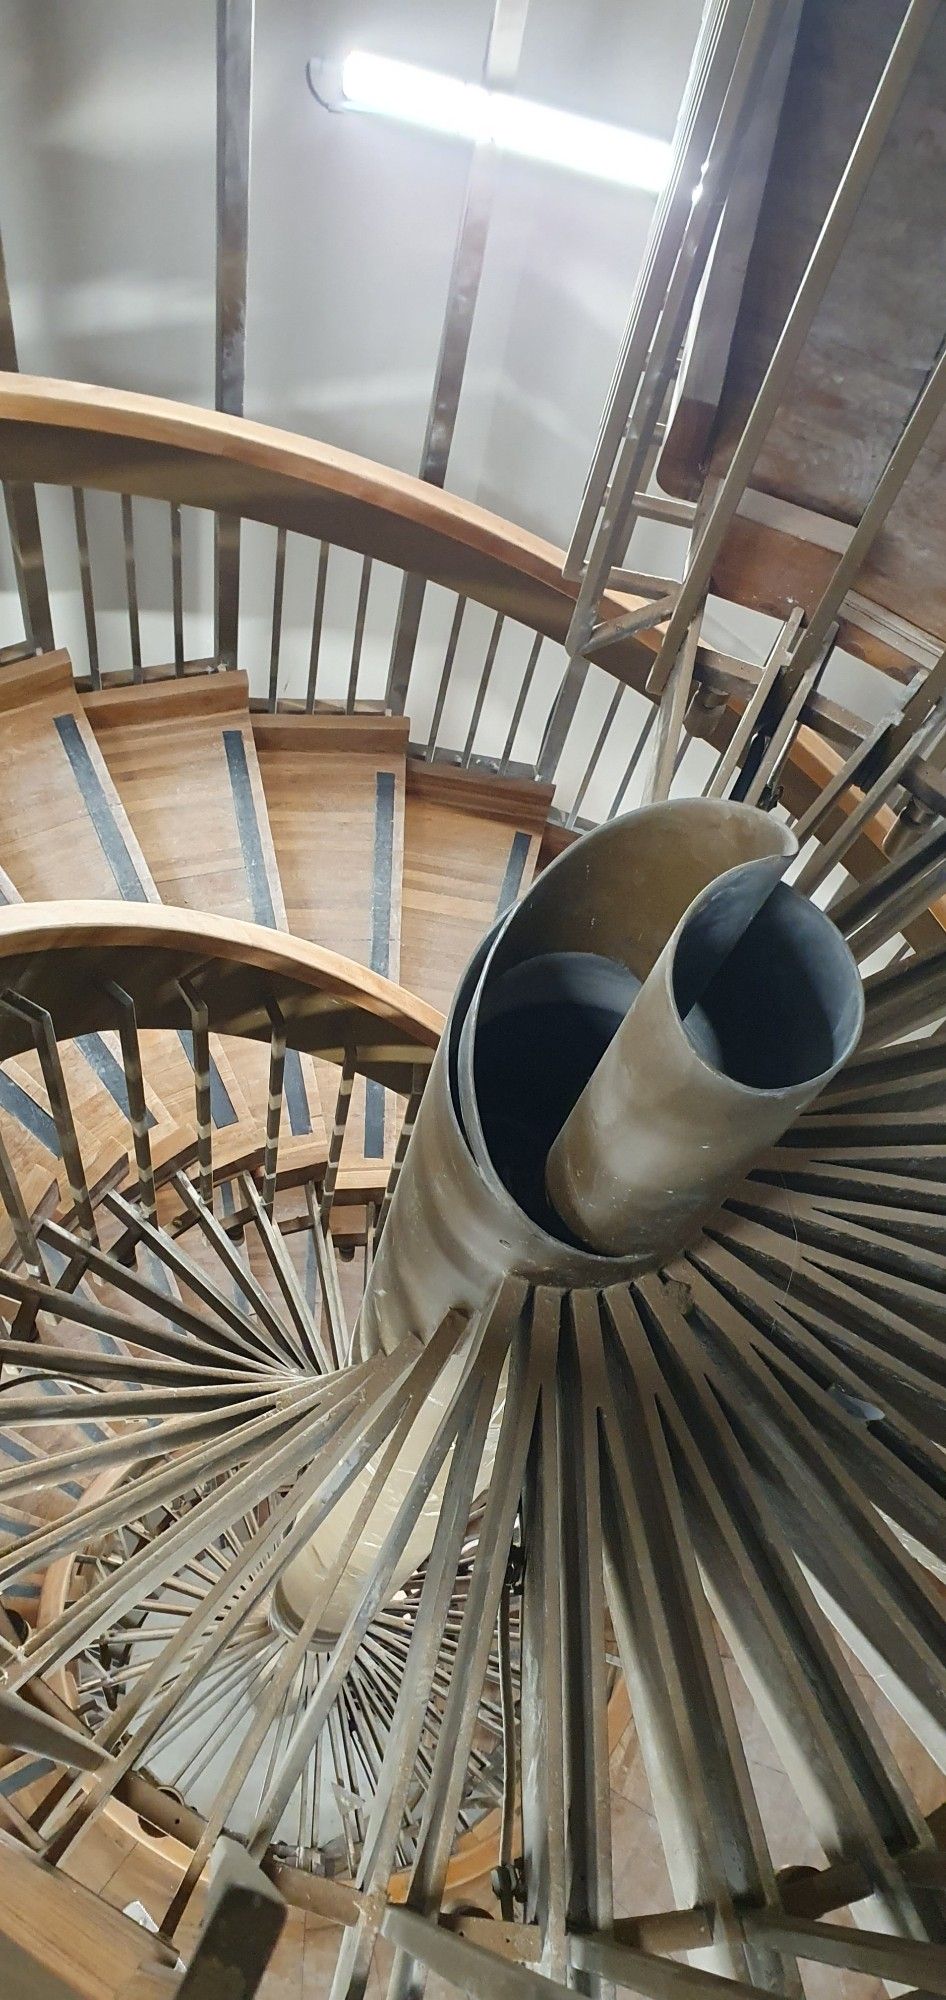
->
0, 900, 440, 1094
0, 371, 659, 691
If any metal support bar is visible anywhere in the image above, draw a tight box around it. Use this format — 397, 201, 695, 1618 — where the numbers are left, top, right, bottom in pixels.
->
320, 1050, 355, 1225
0, 1125, 46, 1277
103, 980, 157, 1222
72, 487, 100, 688
463, 612, 505, 764
170, 501, 185, 671
385, 0, 530, 712
347, 555, 372, 712
0, 229, 54, 651
214, 0, 254, 667
267, 524, 286, 710
121, 492, 142, 681
641, 0, 937, 693
263, 997, 286, 1216
565, 0, 785, 658
178, 976, 213, 1201
0, 991, 96, 1241
303, 539, 330, 710
564, 0, 758, 579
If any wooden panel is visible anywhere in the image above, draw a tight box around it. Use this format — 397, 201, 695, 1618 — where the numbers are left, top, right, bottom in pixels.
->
85, 676, 285, 925
0, 1830, 172, 2000
86, 676, 321, 1144
255, 713, 409, 1159
399, 760, 551, 1017
0, 655, 156, 905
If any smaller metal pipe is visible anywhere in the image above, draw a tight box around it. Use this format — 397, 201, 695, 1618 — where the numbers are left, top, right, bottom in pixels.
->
545, 854, 863, 1261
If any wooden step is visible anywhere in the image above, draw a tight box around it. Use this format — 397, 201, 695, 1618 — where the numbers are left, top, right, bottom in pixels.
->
255, 713, 409, 1162
0, 1828, 174, 1998
0, 868, 176, 1209
0, 654, 248, 1138
86, 674, 324, 1149
400, 760, 553, 1015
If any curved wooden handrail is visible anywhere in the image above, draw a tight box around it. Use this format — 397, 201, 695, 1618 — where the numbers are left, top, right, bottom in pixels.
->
0, 901, 440, 1093
0, 372, 656, 690
1, 374, 943, 944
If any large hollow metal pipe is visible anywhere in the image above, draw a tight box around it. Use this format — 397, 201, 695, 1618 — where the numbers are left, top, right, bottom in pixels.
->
359, 798, 822, 1356
283, 799, 861, 1637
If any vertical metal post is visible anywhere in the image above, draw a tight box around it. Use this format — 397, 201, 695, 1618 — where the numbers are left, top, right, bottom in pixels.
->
104, 982, 157, 1223
385, 0, 531, 714
178, 976, 213, 1203
0, 228, 54, 653
643, 0, 937, 694
263, 997, 286, 1217
0, 993, 96, 1242
121, 493, 143, 682
170, 501, 185, 672
214, 0, 254, 669
320, 1051, 355, 1226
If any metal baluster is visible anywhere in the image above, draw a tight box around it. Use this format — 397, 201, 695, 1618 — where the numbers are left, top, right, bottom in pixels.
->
0, 1125, 47, 1278
376, 1069, 425, 1240
425, 596, 466, 756
0, 993, 96, 1241
500, 631, 543, 768
462, 612, 504, 766
170, 502, 185, 673
0, 226, 54, 651
303, 1181, 347, 1369
567, 683, 624, 828
347, 555, 373, 712
213, 0, 254, 669
267, 526, 287, 712
72, 488, 100, 689
103, 982, 156, 1223
305, 541, 329, 712
263, 997, 286, 1216
607, 701, 657, 818
177, 976, 213, 1203
320, 1051, 355, 1225
121, 494, 142, 682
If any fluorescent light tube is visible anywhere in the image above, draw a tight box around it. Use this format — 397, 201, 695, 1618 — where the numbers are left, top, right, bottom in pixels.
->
320, 50, 671, 194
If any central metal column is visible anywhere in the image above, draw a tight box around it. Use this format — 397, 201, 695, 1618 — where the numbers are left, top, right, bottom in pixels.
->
360, 797, 862, 1351
280, 799, 861, 1636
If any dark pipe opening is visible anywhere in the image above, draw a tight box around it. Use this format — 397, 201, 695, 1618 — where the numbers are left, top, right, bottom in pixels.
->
468, 951, 639, 1236
675, 881, 862, 1091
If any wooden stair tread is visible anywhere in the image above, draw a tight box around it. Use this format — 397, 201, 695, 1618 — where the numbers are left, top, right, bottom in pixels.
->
400, 758, 551, 1016
255, 712, 409, 1163
0, 1827, 172, 1999
87, 675, 323, 1148
0, 656, 249, 1135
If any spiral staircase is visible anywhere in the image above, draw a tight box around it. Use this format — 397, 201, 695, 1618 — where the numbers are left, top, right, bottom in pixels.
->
1, 2, 946, 1997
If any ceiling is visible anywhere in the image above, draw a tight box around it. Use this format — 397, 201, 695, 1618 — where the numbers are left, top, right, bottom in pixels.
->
0, 0, 703, 550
